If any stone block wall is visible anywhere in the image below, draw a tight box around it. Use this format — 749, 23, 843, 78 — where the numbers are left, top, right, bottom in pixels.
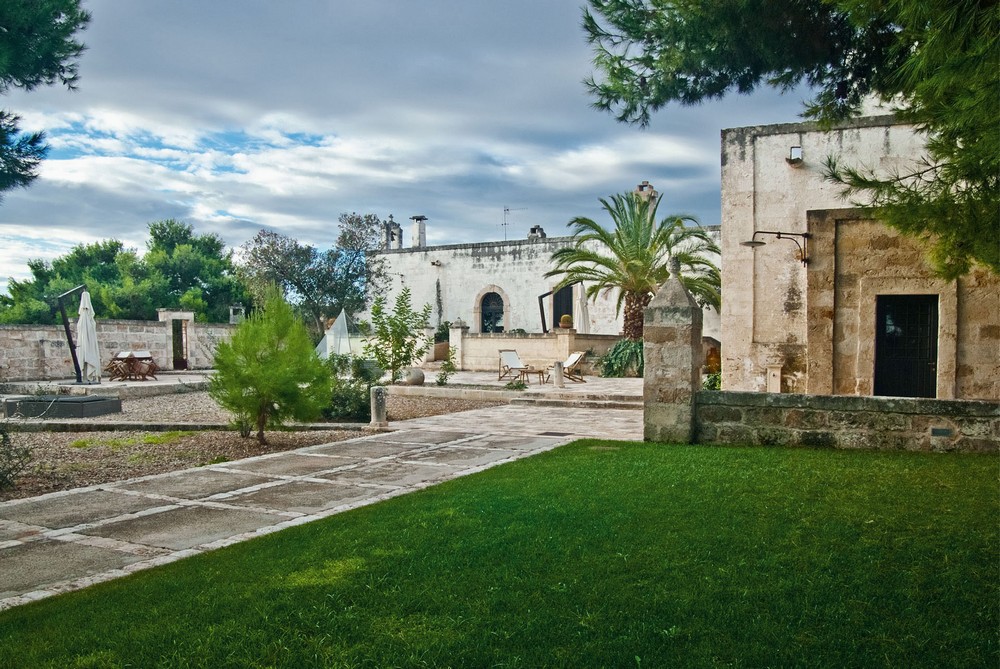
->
694, 391, 999, 453
0, 320, 235, 382
455, 329, 618, 373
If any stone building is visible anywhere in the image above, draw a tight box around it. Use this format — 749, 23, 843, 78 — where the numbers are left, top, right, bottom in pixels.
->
366, 186, 722, 341
721, 116, 999, 400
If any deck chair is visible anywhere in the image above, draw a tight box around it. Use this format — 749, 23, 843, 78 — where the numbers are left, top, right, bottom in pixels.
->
498, 349, 530, 381
548, 351, 587, 383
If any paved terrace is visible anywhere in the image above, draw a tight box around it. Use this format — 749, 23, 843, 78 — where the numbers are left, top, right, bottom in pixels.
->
0, 371, 642, 611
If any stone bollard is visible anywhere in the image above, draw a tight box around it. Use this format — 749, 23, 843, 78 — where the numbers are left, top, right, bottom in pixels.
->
369, 386, 388, 428
552, 361, 565, 388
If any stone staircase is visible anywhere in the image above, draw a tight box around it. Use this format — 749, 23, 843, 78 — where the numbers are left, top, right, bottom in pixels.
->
510, 392, 642, 410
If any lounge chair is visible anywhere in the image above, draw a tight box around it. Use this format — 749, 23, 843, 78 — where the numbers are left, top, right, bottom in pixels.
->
547, 351, 587, 383
498, 349, 531, 381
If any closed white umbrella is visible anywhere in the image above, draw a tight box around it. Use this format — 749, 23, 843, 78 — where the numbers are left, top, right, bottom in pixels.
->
575, 285, 591, 334
77, 290, 101, 383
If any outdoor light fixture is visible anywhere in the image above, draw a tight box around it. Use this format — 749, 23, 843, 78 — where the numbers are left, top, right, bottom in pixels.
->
786, 145, 803, 166
430, 260, 442, 267
740, 231, 811, 266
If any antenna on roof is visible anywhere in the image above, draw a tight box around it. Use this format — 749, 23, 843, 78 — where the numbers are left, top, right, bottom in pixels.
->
502, 206, 526, 241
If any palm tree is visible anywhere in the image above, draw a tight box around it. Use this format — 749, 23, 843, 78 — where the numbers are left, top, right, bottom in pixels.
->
545, 191, 720, 341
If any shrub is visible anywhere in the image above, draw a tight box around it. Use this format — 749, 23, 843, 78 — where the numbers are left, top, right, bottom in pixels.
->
504, 379, 528, 391
433, 321, 451, 343
0, 425, 31, 491
322, 354, 380, 421
600, 339, 644, 377
436, 345, 457, 386
209, 288, 332, 445
363, 287, 432, 383
703, 372, 722, 390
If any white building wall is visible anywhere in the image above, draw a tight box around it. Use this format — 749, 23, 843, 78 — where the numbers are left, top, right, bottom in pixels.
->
366, 232, 721, 339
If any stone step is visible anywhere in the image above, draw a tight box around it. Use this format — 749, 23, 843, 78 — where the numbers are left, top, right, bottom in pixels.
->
509, 397, 642, 410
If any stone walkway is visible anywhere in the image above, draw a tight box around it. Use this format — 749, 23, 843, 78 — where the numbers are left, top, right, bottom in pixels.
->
0, 403, 642, 611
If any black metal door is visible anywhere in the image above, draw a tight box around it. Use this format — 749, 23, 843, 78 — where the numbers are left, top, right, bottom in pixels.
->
552, 285, 573, 328
874, 295, 938, 397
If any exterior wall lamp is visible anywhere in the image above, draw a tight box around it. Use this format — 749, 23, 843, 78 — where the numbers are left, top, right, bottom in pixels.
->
786, 145, 803, 166
430, 260, 442, 267
740, 231, 811, 266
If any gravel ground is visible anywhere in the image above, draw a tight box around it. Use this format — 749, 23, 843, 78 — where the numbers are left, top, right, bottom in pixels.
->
0, 391, 503, 502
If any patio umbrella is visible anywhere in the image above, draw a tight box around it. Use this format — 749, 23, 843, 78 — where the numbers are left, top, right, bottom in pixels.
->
77, 290, 101, 383
575, 285, 591, 334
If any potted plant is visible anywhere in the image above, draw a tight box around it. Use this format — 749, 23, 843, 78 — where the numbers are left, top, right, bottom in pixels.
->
559, 314, 573, 328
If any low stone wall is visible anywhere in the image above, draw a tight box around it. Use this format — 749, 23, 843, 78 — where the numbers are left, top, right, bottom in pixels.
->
694, 391, 999, 452
0, 320, 235, 382
454, 330, 619, 374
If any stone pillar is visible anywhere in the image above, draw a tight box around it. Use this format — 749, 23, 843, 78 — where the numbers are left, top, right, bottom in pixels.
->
643, 264, 703, 443
554, 327, 575, 361
449, 318, 469, 370
369, 386, 388, 428
552, 361, 565, 388
422, 325, 436, 364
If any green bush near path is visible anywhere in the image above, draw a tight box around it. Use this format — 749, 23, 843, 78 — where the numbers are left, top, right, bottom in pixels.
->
0, 442, 995, 667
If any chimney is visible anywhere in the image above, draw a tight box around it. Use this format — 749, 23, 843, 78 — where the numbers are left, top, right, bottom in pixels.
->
527, 225, 546, 239
410, 215, 427, 248
381, 214, 403, 250
634, 180, 658, 202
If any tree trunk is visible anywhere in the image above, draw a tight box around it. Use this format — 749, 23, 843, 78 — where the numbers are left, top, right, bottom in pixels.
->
255, 408, 269, 445
622, 291, 652, 341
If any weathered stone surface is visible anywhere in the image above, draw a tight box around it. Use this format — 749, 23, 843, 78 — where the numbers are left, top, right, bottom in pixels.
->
642, 273, 703, 444
691, 389, 998, 453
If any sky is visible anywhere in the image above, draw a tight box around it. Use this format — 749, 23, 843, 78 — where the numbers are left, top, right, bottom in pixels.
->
0, 0, 813, 296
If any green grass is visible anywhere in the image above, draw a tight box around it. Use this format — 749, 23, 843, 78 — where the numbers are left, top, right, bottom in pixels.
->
1, 441, 995, 668
69, 431, 194, 450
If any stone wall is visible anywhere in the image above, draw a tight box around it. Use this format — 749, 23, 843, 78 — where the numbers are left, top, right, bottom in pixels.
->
720, 116, 998, 401
805, 212, 999, 400
643, 261, 999, 453
452, 329, 619, 374
0, 320, 235, 382
694, 391, 999, 453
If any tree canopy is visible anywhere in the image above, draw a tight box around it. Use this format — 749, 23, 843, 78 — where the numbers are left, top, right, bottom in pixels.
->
0, 220, 250, 324
236, 212, 388, 338
583, 0, 999, 277
0, 0, 90, 202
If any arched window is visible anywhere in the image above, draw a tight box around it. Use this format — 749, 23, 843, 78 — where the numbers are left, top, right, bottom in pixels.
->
481, 292, 504, 333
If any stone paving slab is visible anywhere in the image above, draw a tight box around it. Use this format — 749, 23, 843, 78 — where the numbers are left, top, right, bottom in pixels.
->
114, 470, 277, 500
306, 439, 433, 460
376, 429, 475, 445
315, 460, 461, 488
81, 505, 290, 551
220, 452, 359, 477
224, 480, 379, 515
0, 489, 167, 530
0, 406, 643, 611
401, 446, 520, 467
0, 539, 146, 599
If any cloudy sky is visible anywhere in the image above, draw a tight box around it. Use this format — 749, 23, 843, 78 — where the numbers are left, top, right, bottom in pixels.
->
1, 1, 811, 295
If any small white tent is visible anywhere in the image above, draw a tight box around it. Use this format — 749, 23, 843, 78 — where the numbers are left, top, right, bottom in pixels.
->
315, 309, 358, 358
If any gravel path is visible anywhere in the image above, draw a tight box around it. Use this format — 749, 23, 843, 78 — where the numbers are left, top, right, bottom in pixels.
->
0, 391, 503, 502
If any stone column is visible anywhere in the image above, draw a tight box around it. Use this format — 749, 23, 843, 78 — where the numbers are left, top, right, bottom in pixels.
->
369, 386, 388, 428
422, 325, 436, 364
554, 327, 575, 361
449, 318, 469, 370
643, 262, 703, 443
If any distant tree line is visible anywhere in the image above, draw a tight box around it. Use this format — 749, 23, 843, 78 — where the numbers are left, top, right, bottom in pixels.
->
0, 214, 389, 340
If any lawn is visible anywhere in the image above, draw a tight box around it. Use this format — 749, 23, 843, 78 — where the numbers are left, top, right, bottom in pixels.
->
1, 441, 995, 668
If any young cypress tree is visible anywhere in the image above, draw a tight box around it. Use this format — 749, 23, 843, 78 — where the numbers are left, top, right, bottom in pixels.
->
209, 287, 332, 444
